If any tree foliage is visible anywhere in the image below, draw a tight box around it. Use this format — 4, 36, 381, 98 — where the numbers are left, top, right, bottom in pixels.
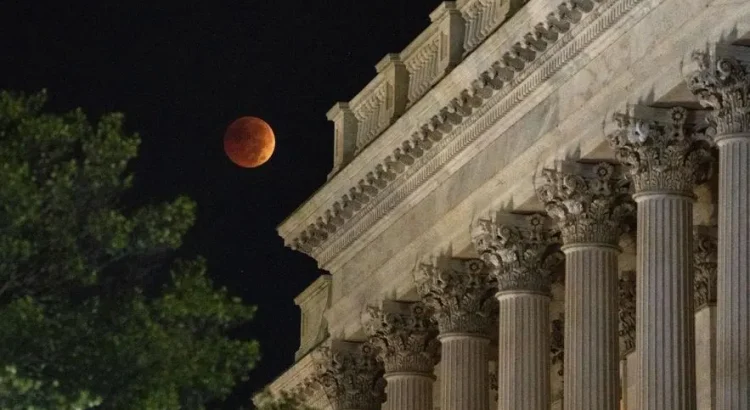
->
0, 90, 260, 409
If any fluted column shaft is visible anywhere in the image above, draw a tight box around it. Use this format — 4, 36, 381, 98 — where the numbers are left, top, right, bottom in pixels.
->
417, 259, 496, 410
537, 162, 632, 410
563, 244, 620, 410
383, 373, 433, 410
635, 193, 696, 410
439, 334, 490, 410
496, 292, 550, 410
472, 213, 562, 410
365, 301, 439, 410
716, 135, 750, 408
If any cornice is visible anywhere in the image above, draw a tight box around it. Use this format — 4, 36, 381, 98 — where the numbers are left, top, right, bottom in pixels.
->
266, 352, 321, 399
279, 0, 646, 269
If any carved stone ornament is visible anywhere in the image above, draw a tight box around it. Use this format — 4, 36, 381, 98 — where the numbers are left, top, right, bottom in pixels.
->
416, 258, 497, 337
618, 270, 636, 356
287, 0, 613, 262
694, 227, 718, 310
688, 51, 750, 138
489, 364, 499, 403
287, 376, 321, 403
363, 301, 440, 374
551, 313, 564, 377
472, 213, 563, 294
314, 342, 386, 410
609, 106, 715, 195
536, 162, 635, 246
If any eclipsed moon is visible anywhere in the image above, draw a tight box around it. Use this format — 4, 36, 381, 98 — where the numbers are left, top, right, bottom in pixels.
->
223, 116, 275, 168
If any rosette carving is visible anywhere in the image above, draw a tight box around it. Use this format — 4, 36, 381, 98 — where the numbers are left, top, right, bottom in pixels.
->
537, 162, 635, 246
472, 213, 563, 294
416, 258, 497, 336
364, 301, 440, 374
609, 106, 714, 195
688, 51, 750, 137
694, 226, 718, 310
618, 271, 636, 356
314, 341, 386, 410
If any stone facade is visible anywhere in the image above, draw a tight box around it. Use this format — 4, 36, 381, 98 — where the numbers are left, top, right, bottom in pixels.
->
262, 0, 750, 409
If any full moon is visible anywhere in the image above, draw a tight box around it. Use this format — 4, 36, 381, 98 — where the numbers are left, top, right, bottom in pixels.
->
223, 116, 275, 168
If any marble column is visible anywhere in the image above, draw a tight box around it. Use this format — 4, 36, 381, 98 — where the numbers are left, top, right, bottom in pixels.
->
315, 340, 386, 410
417, 258, 495, 410
473, 213, 563, 410
609, 105, 714, 409
537, 162, 634, 410
689, 50, 750, 410
364, 301, 439, 410
694, 227, 718, 410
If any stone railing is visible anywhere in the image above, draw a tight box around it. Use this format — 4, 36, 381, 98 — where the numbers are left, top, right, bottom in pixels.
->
350, 54, 409, 153
460, 0, 525, 53
402, 2, 465, 106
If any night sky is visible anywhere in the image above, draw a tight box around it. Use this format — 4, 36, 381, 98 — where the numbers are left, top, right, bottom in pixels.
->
1, 1, 441, 408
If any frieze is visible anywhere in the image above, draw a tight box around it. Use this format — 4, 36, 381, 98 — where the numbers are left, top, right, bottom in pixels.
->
537, 162, 635, 246
608, 106, 714, 195
416, 258, 497, 336
285, 0, 646, 267
472, 213, 563, 294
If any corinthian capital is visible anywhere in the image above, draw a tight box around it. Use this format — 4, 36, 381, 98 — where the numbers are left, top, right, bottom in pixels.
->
472, 213, 563, 295
694, 226, 718, 310
363, 301, 440, 374
314, 340, 386, 410
688, 50, 750, 138
416, 258, 496, 337
618, 271, 636, 356
536, 162, 635, 246
609, 106, 714, 195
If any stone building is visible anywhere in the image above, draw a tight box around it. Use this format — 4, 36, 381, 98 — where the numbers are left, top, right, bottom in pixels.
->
263, 0, 750, 409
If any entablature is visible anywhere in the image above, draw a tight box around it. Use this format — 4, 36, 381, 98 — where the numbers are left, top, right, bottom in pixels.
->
278, 0, 600, 270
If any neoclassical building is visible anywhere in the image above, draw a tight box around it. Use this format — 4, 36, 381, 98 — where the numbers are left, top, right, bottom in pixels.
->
264, 0, 750, 409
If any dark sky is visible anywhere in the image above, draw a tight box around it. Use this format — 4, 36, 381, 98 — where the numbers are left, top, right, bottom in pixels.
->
1, 0, 441, 408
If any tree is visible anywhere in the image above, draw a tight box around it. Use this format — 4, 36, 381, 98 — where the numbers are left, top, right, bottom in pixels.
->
0, 90, 260, 409
252, 389, 317, 410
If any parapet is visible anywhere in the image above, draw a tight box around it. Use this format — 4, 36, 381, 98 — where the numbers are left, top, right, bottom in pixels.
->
327, 0, 524, 178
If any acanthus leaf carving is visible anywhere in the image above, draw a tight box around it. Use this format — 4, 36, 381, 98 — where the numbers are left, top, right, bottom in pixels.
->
688, 51, 750, 138
536, 162, 635, 246
314, 342, 386, 410
694, 226, 718, 310
618, 270, 636, 356
472, 213, 563, 294
416, 258, 497, 337
363, 301, 440, 374
608, 106, 715, 195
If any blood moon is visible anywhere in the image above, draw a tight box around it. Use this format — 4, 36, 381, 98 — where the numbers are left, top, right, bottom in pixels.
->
223, 116, 275, 168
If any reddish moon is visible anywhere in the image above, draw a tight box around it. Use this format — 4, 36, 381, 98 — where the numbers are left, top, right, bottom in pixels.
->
223, 116, 275, 168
